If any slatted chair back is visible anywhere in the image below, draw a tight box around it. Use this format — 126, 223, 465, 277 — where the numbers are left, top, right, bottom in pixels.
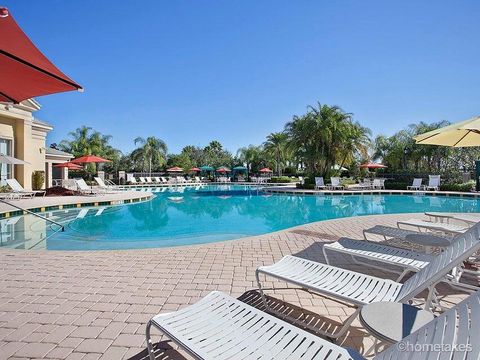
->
396, 222, 480, 302
315, 177, 325, 187
6, 178, 24, 192
331, 177, 341, 186
428, 175, 441, 188
139, 177, 146, 183
94, 177, 106, 187
411, 178, 422, 188
375, 289, 480, 360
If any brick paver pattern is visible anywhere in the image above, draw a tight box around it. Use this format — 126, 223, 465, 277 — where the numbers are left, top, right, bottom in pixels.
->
0, 213, 472, 359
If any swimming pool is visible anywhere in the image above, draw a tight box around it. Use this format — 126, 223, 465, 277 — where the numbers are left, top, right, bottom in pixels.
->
3, 184, 480, 250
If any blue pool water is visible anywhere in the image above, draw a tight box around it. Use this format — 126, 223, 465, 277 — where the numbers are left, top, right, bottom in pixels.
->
3, 185, 480, 250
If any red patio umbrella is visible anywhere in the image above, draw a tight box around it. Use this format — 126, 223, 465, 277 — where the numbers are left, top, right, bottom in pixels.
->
259, 167, 273, 173
216, 167, 231, 173
71, 155, 111, 164
167, 166, 183, 172
53, 162, 83, 170
189, 167, 201, 172
359, 163, 387, 169
0, 7, 83, 103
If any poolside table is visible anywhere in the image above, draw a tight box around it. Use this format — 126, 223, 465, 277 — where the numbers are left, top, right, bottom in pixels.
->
360, 302, 434, 354
405, 233, 451, 253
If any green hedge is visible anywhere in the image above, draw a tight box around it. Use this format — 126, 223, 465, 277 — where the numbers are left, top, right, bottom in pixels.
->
296, 183, 315, 189
268, 176, 295, 183
440, 182, 474, 192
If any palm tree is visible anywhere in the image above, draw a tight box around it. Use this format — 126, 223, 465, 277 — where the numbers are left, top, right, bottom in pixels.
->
237, 145, 263, 173
133, 136, 168, 175
59, 126, 121, 175
264, 132, 289, 176
285, 102, 371, 176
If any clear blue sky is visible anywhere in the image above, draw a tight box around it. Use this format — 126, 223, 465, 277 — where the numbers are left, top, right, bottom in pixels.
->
4, 1, 480, 154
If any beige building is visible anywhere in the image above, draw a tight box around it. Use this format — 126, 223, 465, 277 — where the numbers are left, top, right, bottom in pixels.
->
0, 100, 71, 190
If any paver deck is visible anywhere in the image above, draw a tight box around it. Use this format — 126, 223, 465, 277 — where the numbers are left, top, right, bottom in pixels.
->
0, 213, 474, 359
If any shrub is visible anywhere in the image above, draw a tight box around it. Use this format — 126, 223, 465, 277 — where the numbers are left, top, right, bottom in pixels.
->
32, 171, 45, 190
269, 176, 294, 183
384, 180, 409, 190
440, 181, 474, 192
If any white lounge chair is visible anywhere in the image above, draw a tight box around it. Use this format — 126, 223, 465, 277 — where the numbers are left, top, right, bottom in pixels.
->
139, 177, 147, 184
407, 178, 424, 190
194, 176, 201, 183
94, 177, 118, 192
323, 237, 434, 280
425, 211, 480, 225
372, 178, 385, 190
329, 176, 344, 190
145, 177, 153, 183
256, 222, 480, 338
426, 175, 440, 191
6, 178, 45, 198
314, 176, 327, 190
363, 224, 452, 242
129, 177, 138, 185
398, 218, 469, 235
75, 179, 105, 195
146, 285, 480, 360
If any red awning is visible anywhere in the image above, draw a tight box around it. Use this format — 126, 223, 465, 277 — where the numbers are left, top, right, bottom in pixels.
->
71, 155, 111, 164
189, 167, 201, 172
53, 161, 83, 170
167, 166, 183, 172
359, 163, 387, 169
0, 7, 83, 103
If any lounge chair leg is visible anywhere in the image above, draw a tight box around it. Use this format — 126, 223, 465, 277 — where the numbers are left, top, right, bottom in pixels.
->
146, 320, 156, 360
424, 284, 437, 311
330, 307, 361, 339
255, 269, 270, 312
322, 246, 330, 265
395, 268, 411, 282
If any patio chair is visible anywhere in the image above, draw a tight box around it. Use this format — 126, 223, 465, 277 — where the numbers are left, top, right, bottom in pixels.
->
255, 222, 480, 338
139, 177, 147, 183
129, 177, 138, 184
75, 179, 105, 196
329, 176, 344, 190
398, 218, 469, 235
145, 287, 480, 360
407, 178, 424, 190
145, 177, 154, 183
6, 178, 45, 198
314, 176, 327, 190
426, 175, 440, 191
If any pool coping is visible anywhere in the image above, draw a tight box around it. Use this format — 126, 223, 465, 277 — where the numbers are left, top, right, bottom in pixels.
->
263, 186, 480, 198
0, 193, 154, 219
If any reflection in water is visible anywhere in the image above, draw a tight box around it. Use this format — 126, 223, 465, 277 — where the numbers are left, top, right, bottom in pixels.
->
1, 185, 480, 250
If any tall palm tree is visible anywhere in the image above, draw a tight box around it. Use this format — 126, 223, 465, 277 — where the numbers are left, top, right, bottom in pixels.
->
264, 132, 288, 176
133, 136, 168, 175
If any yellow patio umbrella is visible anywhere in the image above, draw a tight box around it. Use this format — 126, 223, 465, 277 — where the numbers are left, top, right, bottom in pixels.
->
414, 116, 480, 147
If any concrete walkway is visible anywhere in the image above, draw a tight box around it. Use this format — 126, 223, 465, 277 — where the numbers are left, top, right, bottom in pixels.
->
0, 191, 154, 214
0, 213, 472, 359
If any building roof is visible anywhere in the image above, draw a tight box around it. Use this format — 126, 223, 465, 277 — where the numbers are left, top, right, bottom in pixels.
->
46, 147, 73, 158
32, 118, 53, 128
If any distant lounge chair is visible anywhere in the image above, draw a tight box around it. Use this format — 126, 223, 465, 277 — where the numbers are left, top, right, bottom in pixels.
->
329, 176, 344, 190
314, 176, 327, 190
194, 176, 201, 183
94, 177, 118, 192
426, 175, 440, 191
146, 286, 480, 360
6, 178, 45, 198
407, 178, 424, 190
145, 177, 154, 183
139, 177, 147, 184
75, 179, 105, 195
398, 218, 469, 235
256, 222, 480, 338
426, 211, 480, 225
129, 177, 138, 185
372, 178, 385, 190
